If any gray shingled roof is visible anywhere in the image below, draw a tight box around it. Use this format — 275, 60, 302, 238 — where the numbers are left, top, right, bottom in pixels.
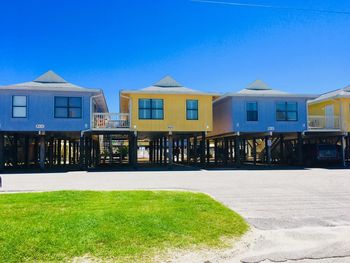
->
121, 75, 219, 95
214, 79, 316, 103
308, 84, 350, 104
237, 80, 288, 95
0, 70, 101, 93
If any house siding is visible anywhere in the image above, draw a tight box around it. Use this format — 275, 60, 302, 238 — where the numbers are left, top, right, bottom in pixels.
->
126, 93, 214, 132
232, 97, 308, 133
0, 90, 93, 132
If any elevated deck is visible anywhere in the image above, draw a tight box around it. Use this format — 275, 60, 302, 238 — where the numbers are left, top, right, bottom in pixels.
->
92, 113, 130, 131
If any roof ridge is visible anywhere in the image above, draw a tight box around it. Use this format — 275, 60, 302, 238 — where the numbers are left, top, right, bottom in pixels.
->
34, 70, 67, 83
153, 75, 183, 88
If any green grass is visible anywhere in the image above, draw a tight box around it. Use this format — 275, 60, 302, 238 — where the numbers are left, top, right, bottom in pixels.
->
0, 191, 248, 262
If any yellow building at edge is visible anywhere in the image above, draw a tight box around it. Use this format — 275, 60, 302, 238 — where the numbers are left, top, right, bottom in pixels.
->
119, 76, 218, 133
308, 85, 350, 132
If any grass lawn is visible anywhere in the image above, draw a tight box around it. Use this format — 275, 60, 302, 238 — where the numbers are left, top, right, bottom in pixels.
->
0, 191, 248, 262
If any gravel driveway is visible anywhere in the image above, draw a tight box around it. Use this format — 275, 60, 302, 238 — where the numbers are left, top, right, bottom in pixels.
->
1, 168, 350, 262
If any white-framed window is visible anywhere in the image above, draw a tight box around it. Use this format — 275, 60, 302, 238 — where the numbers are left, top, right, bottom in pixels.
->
12, 95, 27, 118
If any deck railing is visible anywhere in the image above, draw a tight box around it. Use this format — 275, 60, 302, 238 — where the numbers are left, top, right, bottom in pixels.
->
92, 113, 130, 130
308, 115, 340, 130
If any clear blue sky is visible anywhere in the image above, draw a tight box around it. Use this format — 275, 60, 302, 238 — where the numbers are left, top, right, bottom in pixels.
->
0, 0, 349, 112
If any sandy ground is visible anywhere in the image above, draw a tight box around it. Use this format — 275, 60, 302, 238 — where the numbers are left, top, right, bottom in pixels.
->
1, 168, 350, 262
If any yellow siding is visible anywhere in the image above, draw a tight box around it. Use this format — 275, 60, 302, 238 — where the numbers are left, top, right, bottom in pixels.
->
124, 93, 213, 132
308, 98, 350, 131
308, 99, 340, 116
340, 98, 350, 131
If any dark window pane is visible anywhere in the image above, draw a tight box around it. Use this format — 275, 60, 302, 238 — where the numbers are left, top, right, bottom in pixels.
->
55, 108, 68, 118
276, 102, 286, 111
139, 109, 151, 119
69, 97, 82, 107
187, 100, 198, 110
187, 109, 198, 120
287, 111, 297, 121
287, 102, 297, 111
276, 111, 286, 121
139, 99, 151, 109
152, 99, 163, 109
55, 97, 68, 107
152, 109, 163, 119
69, 108, 82, 118
247, 111, 258, 121
246, 102, 257, 111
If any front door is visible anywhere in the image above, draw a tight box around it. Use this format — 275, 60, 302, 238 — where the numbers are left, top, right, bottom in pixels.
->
325, 105, 334, 129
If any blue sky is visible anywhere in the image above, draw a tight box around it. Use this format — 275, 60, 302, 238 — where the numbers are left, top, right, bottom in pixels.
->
0, 0, 349, 112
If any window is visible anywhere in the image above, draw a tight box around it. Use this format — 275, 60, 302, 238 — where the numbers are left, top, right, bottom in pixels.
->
246, 102, 258, 121
276, 102, 298, 121
54, 97, 82, 118
138, 99, 163, 119
12, 96, 27, 118
186, 100, 198, 120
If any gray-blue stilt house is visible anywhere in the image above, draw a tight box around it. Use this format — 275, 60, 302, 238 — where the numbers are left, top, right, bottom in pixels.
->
210, 80, 316, 165
0, 70, 108, 170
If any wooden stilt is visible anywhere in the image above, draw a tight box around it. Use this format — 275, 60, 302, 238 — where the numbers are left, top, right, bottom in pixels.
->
49, 138, 54, 167
193, 136, 197, 164
24, 136, 29, 167
181, 138, 185, 163
200, 132, 206, 165
214, 139, 218, 165
168, 134, 173, 167
159, 138, 163, 164
224, 137, 229, 166
39, 135, 46, 170
206, 139, 210, 165
187, 137, 191, 164
253, 138, 257, 165
234, 136, 241, 166
57, 139, 61, 165
297, 132, 303, 166
63, 139, 67, 165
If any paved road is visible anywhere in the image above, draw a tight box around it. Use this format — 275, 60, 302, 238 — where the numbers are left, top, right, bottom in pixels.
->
1, 168, 350, 262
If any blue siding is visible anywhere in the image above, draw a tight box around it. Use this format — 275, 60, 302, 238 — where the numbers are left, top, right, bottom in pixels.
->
0, 90, 94, 132
231, 96, 308, 133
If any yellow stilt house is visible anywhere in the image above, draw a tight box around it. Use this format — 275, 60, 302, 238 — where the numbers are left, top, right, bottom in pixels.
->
308, 85, 350, 131
119, 76, 218, 165
307, 85, 350, 166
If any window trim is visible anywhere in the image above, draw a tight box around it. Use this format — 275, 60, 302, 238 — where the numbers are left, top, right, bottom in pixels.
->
246, 101, 258, 122
12, 95, 28, 118
138, 98, 164, 120
186, 99, 199, 120
54, 96, 82, 119
276, 101, 298, 122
